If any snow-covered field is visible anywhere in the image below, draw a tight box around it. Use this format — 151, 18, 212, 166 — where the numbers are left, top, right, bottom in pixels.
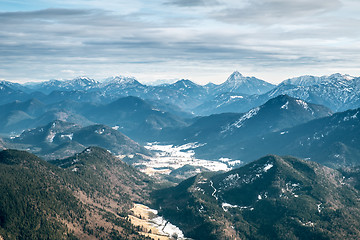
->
130, 203, 186, 239
135, 142, 236, 176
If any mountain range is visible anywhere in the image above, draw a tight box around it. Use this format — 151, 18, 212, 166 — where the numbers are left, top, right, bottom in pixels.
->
171, 94, 332, 143
3, 71, 360, 116
194, 105, 360, 168
0, 96, 186, 142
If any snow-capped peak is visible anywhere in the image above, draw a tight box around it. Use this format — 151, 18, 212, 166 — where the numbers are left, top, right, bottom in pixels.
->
328, 73, 354, 81
103, 76, 138, 85
71, 76, 98, 86
283, 75, 323, 86
226, 71, 245, 83
282, 73, 355, 87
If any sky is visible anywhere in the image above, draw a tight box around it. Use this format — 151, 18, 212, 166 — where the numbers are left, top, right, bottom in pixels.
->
1, 0, 360, 85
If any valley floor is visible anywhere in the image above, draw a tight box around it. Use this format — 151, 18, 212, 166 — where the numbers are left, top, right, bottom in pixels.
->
131, 142, 240, 177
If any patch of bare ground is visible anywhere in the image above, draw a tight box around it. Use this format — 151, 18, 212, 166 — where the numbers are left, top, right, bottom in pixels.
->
129, 204, 173, 240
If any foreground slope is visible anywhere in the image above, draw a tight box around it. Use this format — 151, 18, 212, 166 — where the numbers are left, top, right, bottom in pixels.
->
154, 155, 360, 240
0, 148, 154, 239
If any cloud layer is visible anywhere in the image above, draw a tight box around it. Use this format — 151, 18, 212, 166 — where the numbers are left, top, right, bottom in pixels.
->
0, 0, 360, 84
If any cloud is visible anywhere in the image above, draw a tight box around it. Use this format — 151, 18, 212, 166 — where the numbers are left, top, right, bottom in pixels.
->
0, 1, 360, 84
166, 0, 219, 7
210, 0, 342, 25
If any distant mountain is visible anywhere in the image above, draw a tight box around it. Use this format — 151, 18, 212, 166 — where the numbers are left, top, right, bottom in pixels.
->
213, 71, 275, 95
0, 98, 45, 118
85, 96, 188, 141
0, 98, 94, 135
100, 76, 147, 98
154, 155, 360, 240
0, 80, 31, 93
30, 109, 94, 129
173, 95, 332, 145
282, 73, 355, 86
219, 94, 332, 136
26, 76, 210, 111
0, 95, 187, 140
41, 90, 107, 104
252, 107, 360, 168
17, 73, 276, 114
0, 148, 154, 239
268, 73, 360, 111
143, 79, 209, 111
146, 99, 195, 119
0, 83, 30, 105
0, 98, 43, 133
195, 73, 360, 115
72, 124, 149, 155
14, 120, 81, 145
196, 107, 360, 168
9, 120, 150, 160
193, 92, 255, 115
3, 72, 360, 116
26, 77, 100, 94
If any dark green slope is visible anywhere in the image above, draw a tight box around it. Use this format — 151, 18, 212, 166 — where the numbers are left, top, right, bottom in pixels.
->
50, 146, 154, 206
0, 148, 155, 240
0, 149, 81, 239
154, 155, 360, 240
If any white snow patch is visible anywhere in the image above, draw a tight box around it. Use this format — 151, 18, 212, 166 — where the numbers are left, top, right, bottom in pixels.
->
228, 160, 242, 166
230, 95, 244, 99
95, 128, 105, 134
221, 203, 239, 212
296, 99, 309, 110
281, 101, 289, 109
222, 107, 260, 133
298, 220, 315, 227
317, 203, 322, 213
263, 163, 273, 172
61, 133, 73, 140
47, 131, 56, 143
151, 217, 185, 239
343, 111, 359, 121
233, 107, 260, 128
219, 157, 232, 162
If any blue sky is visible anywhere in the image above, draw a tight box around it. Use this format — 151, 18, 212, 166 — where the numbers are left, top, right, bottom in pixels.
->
1, 0, 360, 84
